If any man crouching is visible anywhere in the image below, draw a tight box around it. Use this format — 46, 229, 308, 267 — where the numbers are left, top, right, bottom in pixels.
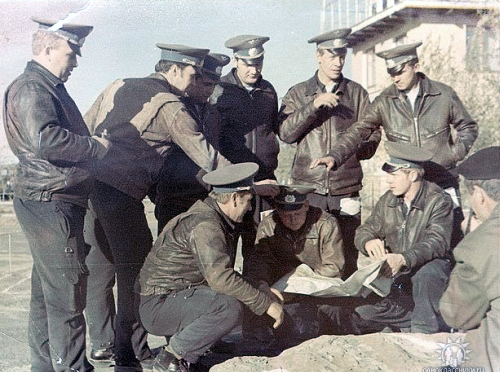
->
138, 163, 284, 372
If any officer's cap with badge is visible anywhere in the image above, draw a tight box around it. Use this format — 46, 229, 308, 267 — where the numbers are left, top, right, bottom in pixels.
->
308, 28, 351, 56
274, 185, 316, 211
457, 146, 500, 181
32, 17, 93, 56
382, 142, 432, 173
202, 53, 231, 81
202, 163, 259, 194
156, 43, 210, 71
376, 41, 422, 75
224, 35, 269, 65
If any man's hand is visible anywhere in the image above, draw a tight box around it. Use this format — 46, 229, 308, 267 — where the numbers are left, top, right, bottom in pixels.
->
380, 253, 406, 278
266, 302, 284, 329
92, 135, 111, 160
313, 92, 340, 109
365, 239, 387, 260
269, 288, 284, 304
253, 179, 279, 197
310, 156, 336, 171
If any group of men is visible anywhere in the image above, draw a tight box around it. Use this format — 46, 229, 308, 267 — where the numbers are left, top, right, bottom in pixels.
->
3, 15, 498, 372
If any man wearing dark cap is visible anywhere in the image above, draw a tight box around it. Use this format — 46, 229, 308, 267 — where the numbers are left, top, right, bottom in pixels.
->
244, 185, 347, 349
440, 147, 500, 371
138, 163, 284, 372
210, 34, 280, 265
312, 41, 478, 249
153, 52, 231, 233
278, 29, 381, 279
83, 44, 231, 371
352, 142, 454, 334
3, 17, 105, 372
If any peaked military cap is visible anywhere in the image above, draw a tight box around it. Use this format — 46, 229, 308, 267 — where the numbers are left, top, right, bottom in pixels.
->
382, 142, 432, 173
376, 41, 422, 74
32, 17, 93, 56
224, 34, 269, 62
274, 185, 315, 211
203, 162, 259, 193
457, 146, 500, 180
202, 53, 230, 80
307, 28, 351, 54
156, 43, 209, 69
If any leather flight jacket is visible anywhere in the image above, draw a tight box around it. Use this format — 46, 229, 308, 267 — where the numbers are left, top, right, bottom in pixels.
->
279, 74, 381, 195
3, 61, 101, 205
329, 73, 478, 188
139, 197, 274, 316
355, 180, 454, 271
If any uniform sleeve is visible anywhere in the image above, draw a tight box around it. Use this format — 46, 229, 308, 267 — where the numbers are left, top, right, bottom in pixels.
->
440, 240, 490, 331
190, 221, 274, 315
11, 82, 98, 163
449, 90, 478, 163
329, 99, 384, 167
314, 216, 344, 278
278, 86, 327, 144
159, 103, 231, 171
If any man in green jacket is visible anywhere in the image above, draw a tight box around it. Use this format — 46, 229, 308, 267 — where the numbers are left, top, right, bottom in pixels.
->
440, 147, 500, 372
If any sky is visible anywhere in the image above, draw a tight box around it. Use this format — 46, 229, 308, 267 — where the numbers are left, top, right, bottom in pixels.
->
0, 0, 334, 164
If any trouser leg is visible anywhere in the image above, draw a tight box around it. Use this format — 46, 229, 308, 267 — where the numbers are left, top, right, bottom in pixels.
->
15, 198, 93, 372
411, 259, 451, 333
333, 213, 360, 279
139, 286, 242, 364
91, 182, 152, 364
84, 204, 116, 351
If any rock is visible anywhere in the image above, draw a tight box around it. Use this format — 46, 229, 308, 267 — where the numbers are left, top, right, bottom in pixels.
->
210, 332, 460, 372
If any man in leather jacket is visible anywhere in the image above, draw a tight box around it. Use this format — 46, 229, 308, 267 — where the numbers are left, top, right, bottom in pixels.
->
3, 18, 108, 372
153, 53, 231, 233
352, 142, 454, 334
278, 29, 381, 278
138, 163, 284, 372
83, 44, 231, 372
210, 34, 280, 266
312, 42, 478, 249
244, 185, 348, 350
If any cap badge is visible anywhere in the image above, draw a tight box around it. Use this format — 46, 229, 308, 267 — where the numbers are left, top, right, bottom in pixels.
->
182, 58, 196, 66
248, 48, 258, 57
285, 195, 296, 203
248, 39, 258, 45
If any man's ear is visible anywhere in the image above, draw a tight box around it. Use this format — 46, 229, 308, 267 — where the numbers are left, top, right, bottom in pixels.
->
413, 62, 420, 73
473, 185, 485, 204
231, 56, 238, 68
410, 170, 419, 182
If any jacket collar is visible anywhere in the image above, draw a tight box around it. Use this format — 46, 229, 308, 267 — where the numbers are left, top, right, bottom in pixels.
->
26, 60, 63, 87
304, 72, 350, 100
204, 196, 237, 231
385, 72, 441, 99
148, 72, 173, 91
387, 180, 428, 211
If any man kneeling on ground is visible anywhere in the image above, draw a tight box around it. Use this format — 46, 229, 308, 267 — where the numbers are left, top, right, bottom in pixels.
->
138, 163, 284, 372
352, 142, 454, 334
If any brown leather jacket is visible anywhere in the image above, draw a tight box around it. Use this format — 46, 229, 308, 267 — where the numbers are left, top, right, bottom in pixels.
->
139, 197, 274, 316
85, 73, 230, 200
278, 74, 381, 195
329, 73, 478, 188
245, 206, 344, 286
355, 180, 454, 270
